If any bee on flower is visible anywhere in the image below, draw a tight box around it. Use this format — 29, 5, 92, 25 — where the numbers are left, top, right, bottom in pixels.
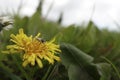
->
3, 28, 61, 68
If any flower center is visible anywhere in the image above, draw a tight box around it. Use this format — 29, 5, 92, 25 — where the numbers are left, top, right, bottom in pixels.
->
24, 40, 48, 55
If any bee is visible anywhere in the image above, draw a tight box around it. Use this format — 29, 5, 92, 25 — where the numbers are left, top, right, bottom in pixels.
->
37, 38, 46, 43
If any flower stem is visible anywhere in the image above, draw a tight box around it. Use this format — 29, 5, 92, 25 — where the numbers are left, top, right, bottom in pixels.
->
41, 65, 53, 80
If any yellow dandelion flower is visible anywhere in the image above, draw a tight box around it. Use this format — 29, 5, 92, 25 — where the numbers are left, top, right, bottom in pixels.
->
5, 28, 61, 68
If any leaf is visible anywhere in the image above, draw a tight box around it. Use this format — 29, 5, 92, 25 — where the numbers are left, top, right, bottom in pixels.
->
60, 43, 100, 80
60, 43, 94, 67
96, 63, 111, 80
68, 64, 92, 80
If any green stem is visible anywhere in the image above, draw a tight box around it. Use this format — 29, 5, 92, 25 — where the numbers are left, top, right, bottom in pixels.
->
41, 65, 53, 80
47, 64, 58, 80
101, 56, 120, 79
12, 55, 31, 80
